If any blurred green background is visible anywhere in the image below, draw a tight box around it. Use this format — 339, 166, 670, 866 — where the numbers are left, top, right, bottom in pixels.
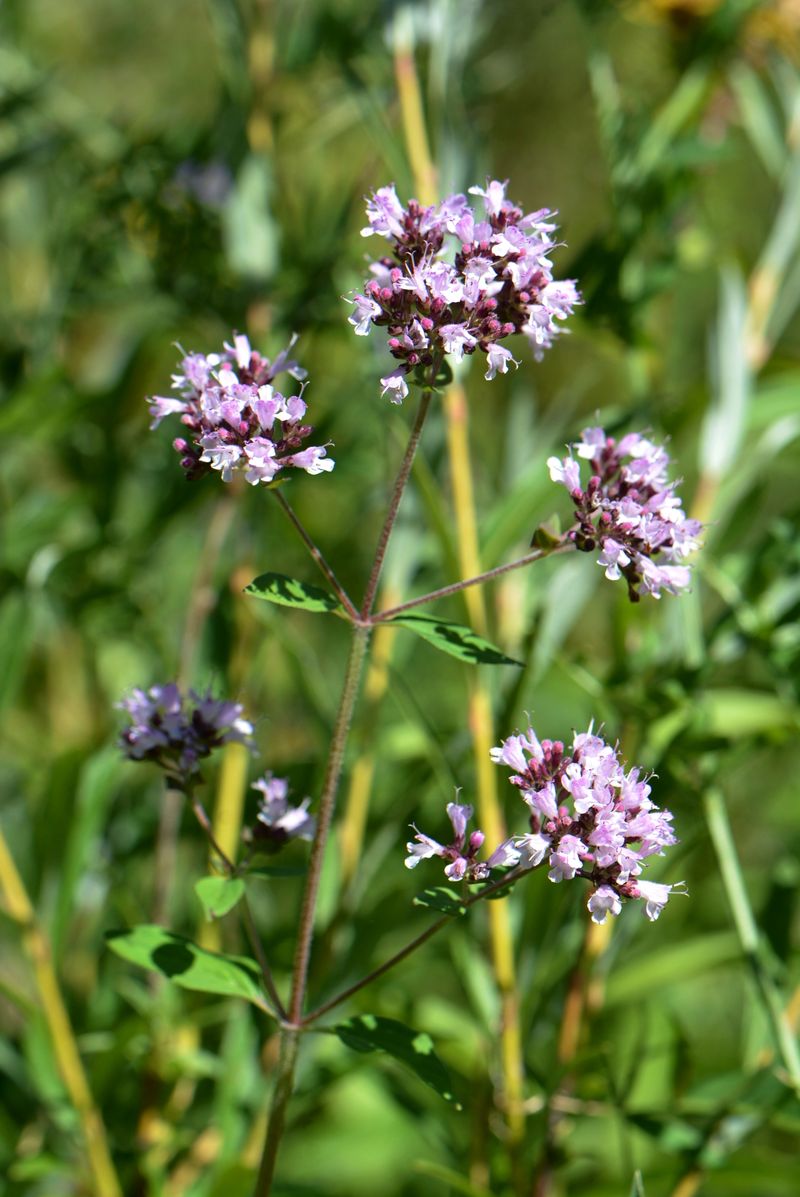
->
2, 0, 800, 1194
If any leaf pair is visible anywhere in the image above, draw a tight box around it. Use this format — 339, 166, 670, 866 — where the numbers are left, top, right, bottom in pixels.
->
107, 927, 458, 1105
246, 571, 521, 667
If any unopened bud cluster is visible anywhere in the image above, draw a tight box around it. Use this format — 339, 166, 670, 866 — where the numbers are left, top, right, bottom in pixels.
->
405, 801, 518, 882
548, 427, 702, 601
148, 333, 333, 485
350, 180, 580, 403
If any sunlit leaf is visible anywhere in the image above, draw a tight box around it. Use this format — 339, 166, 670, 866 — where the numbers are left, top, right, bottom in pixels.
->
107, 925, 267, 1009
194, 875, 245, 920
412, 887, 467, 917
690, 689, 799, 739
245, 572, 343, 614
222, 153, 279, 280
333, 1014, 461, 1106
629, 1171, 646, 1197
387, 613, 521, 666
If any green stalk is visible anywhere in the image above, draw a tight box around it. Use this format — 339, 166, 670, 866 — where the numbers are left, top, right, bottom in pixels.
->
704, 787, 800, 1090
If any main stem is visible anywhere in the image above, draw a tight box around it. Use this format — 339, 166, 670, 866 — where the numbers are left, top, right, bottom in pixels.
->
360, 388, 433, 618
254, 624, 369, 1194
255, 392, 433, 1194
287, 626, 371, 1022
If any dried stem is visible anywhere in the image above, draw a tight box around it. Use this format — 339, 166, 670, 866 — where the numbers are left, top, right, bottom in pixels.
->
444, 379, 526, 1158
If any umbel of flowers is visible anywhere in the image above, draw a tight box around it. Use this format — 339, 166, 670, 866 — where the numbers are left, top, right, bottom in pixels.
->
407, 724, 683, 923
349, 179, 580, 402
548, 426, 702, 601
148, 333, 334, 485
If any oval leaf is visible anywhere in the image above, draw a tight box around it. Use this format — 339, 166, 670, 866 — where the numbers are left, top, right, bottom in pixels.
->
106, 925, 267, 1009
195, 876, 245, 921
413, 887, 467, 917
245, 572, 342, 614
388, 613, 521, 667
333, 1014, 460, 1107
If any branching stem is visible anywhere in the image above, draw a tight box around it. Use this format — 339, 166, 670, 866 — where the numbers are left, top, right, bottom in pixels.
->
302, 866, 529, 1025
190, 795, 286, 1019
361, 387, 433, 618
273, 488, 360, 619
373, 544, 571, 621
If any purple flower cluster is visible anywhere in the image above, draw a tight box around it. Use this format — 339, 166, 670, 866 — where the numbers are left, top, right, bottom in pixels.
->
251, 773, 316, 849
404, 725, 682, 924
350, 180, 580, 403
148, 333, 334, 485
405, 801, 518, 882
117, 684, 253, 786
548, 427, 702, 601
491, 726, 683, 922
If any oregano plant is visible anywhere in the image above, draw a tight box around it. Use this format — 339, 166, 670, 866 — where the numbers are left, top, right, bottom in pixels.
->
113, 180, 695, 1194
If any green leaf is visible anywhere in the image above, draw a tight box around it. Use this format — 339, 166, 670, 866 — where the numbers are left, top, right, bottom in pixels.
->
194, 876, 245, 920
333, 1014, 460, 1107
245, 572, 342, 614
246, 863, 307, 879
412, 887, 467, 917
387, 613, 521, 667
106, 926, 268, 1009
530, 521, 562, 551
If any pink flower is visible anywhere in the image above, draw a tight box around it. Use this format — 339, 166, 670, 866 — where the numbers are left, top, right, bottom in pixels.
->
491, 722, 681, 923
353, 180, 580, 401
547, 427, 702, 601
147, 334, 334, 486
587, 886, 622, 924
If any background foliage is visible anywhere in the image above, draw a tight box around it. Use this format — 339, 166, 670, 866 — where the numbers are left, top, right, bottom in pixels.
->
2, 1, 800, 1194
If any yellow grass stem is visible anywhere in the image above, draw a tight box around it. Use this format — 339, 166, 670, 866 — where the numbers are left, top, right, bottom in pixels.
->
0, 826, 122, 1197
213, 740, 251, 861
392, 10, 437, 206
669, 1168, 704, 1197
391, 17, 525, 1146
200, 741, 251, 953
444, 382, 525, 1143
